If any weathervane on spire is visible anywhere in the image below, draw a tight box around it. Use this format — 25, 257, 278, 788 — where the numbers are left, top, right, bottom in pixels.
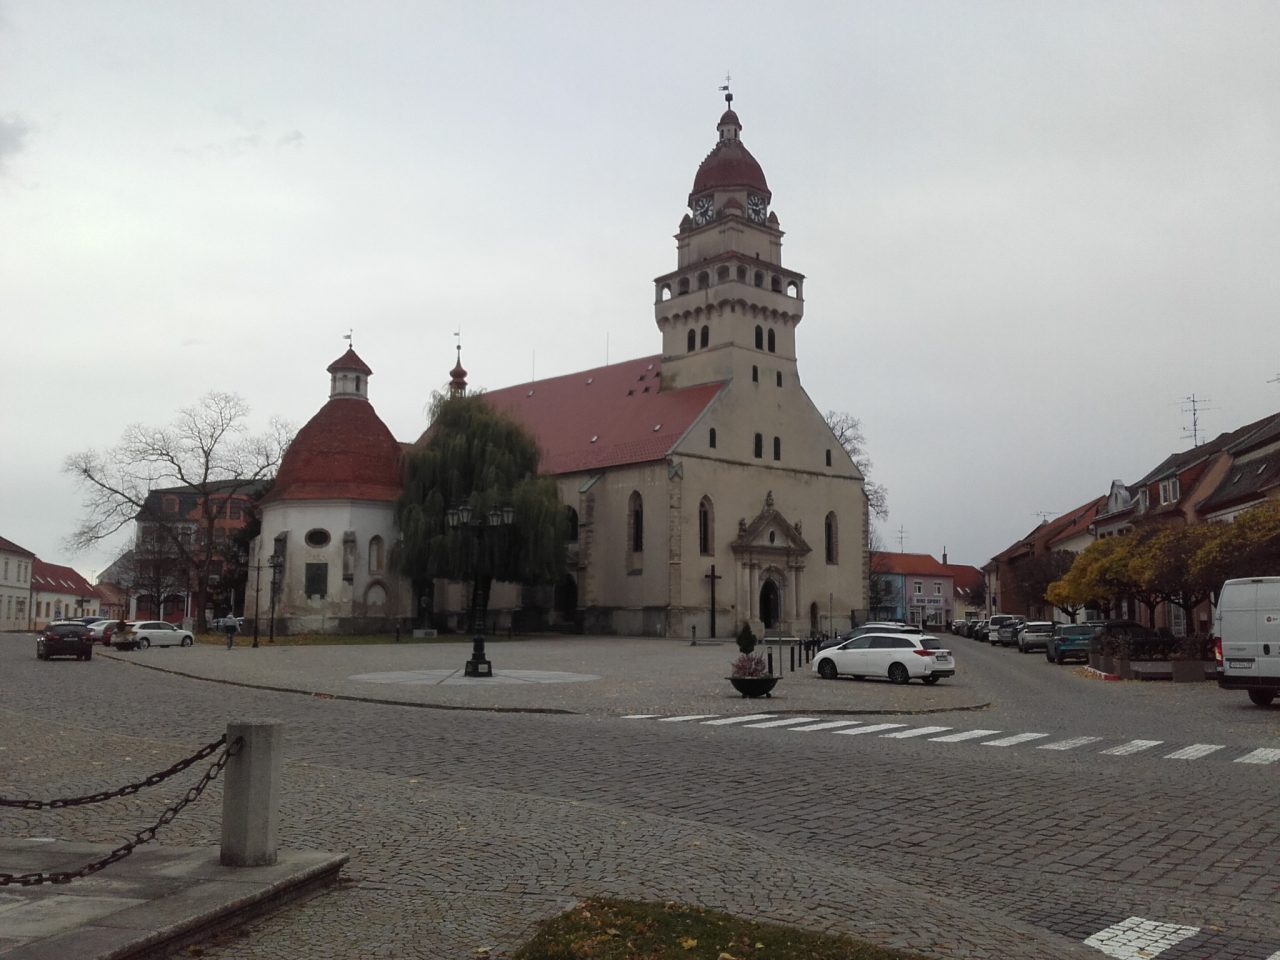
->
719, 72, 732, 108
343, 328, 353, 348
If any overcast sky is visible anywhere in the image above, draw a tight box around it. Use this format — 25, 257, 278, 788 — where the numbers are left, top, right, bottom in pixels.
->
4, 2, 1280, 580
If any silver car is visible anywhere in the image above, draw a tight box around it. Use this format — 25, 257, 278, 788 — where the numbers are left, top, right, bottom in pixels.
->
1017, 621, 1056, 654
118, 620, 195, 649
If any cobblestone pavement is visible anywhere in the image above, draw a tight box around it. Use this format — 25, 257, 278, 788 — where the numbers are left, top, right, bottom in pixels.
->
2, 633, 1278, 959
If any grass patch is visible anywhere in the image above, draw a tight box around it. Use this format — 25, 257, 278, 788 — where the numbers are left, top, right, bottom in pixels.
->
195, 633, 527, 647
511, 897, 933, 960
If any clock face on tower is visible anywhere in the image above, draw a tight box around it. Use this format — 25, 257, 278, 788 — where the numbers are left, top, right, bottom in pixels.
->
747, 194, 767, 224
692, 196, 715, 226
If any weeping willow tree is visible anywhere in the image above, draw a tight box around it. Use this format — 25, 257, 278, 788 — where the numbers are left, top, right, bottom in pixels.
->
395, 393, 567, 631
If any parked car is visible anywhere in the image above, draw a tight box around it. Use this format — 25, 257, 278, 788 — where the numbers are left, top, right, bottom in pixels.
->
986, 614, 1018, 644
813, 632, 955, 685
115, 620, 195, 649
35, 621, 94, 661
1046, 623, 1094, 664
1017, 621, 1056, 654
87, 619, 121, 644
971, 619, 989, 641
1216, 576, 1280, 708
211, 616, 245, 631
994, 617, 1026, 647
818, 622, 921, 651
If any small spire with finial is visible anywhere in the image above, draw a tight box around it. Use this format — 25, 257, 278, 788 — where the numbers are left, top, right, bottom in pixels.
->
719, 72, 733, 108
343, 328, 353, 348
449, 326, 467, 396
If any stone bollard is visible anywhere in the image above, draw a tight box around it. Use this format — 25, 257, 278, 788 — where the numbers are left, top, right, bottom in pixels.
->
220, 720, 283, 867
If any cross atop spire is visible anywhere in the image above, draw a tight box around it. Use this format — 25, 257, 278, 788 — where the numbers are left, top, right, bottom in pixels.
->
718, 72, 733, 109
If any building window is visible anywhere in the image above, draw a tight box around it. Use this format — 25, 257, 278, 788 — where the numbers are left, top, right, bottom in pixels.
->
767, 329, 776, 352
933, 582, 942, 596
754, 434, 763, 458
773, 436, 781, 460
752, 365, 758, 382
1159, 478, 1181, 504
368, 536, 384, 574
776, 371, 782, 387
697, 271, 709, 289
700, 325, 709, 348
305, 563, 328, 599
629, 491, 644, 553
565, 506, 579, 542
825, 512, 838, 564
754, 325, 763, 349
708, 428, 716, 449
825, 449, 832, 467
698, 497, 714, 556
913, 581, 923, 595
687, 329, 696, 352
305, 528, 330, 548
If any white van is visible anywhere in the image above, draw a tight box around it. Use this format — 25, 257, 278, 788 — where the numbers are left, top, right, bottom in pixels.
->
1215, 577, 1280, 707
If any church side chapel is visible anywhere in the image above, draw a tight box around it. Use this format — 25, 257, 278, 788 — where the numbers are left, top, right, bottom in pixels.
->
247, 94, 869, 638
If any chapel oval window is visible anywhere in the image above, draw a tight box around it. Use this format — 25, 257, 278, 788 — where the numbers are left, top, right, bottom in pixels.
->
305, 528, 331, 548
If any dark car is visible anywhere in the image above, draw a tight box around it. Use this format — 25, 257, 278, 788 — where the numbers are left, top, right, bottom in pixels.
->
36, 622, 94, 661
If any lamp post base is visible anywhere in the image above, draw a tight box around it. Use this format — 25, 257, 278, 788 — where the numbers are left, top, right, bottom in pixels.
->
464, 635, 493, 677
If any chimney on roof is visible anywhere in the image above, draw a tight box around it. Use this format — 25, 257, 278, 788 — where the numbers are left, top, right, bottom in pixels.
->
942, 547, 948, 565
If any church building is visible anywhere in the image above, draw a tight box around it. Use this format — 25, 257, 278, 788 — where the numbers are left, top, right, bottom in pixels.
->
247, 98, 868, 639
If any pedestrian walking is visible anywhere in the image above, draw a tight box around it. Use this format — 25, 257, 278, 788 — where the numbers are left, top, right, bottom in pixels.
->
223, 614, 238, 650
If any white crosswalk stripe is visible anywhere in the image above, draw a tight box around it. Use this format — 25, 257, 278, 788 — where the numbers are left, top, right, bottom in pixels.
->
982, 733, 1049, 747
1234, 747, 1280, 765
929, 728, 1001, 742
658, 714, 719, 722
881, 725, 951, 739
1102, 739, 1163, 756
701, 714, 775, 725
1038, 736, 1105, 751
1164, 743, 1224, 760
788, 720, 864, 732
835, 723, 907, 736
621, 714, 660, 719
1083, 916, 1199, 958
742, 717, 821, 729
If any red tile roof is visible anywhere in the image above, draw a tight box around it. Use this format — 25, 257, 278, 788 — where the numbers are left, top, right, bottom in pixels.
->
0, 535, 35, 557
466, 355, 725, 476
31, 559, 97, 597
264, 398, 403, 504
327, 347, 372, 376
692, 110, 770, 199
942, 564, 984, 592
1046, 496, 1106, 547
871, 552, 953, 577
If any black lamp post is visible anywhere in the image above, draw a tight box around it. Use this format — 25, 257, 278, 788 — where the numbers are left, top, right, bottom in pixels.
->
446, 502, 515, 678
267, 553, 284, 644
251, 558, 263, 648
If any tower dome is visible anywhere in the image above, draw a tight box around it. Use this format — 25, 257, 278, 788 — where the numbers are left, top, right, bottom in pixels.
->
690, 106, 770, 201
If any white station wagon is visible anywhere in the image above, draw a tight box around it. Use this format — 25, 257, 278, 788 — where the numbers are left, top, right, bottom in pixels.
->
813, 632, 955, 685
118, 620, 195, 649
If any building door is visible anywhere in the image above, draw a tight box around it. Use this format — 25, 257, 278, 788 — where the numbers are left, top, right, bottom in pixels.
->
760, 580, 780, 629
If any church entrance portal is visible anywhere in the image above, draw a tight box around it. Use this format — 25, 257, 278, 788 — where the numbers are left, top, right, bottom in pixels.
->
759, 580, 780, 630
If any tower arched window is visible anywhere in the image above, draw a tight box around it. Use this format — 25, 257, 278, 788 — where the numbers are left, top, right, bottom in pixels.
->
698, 496, 714, 556
825, 512, 838, 565
700, 325, 709, 348
678, 277, 690, 295
697, 271, 710, 290
767, 329, 776, 353
356, 376, 362, 394
770, 275, 782, 292
754, 271, 764, 288
716, 265, 730, 282
754, 326, 763, 350
629, 491, 644, 553
687, 329, 696, 352
773, 436, 781, 461
368, 535, 384, 574
737, 265, 747, 282
565, 506, 579, 543
709, 427, 717, 449
753, 433, 763, 459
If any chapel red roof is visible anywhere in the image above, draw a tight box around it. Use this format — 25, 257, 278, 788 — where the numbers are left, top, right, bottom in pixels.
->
263, 397, 403, 504
438, 355, 724, 476
327, 347, 373, 376
31, 559, 97, 597
0, 535, 35, 557
872, 552, 954, 577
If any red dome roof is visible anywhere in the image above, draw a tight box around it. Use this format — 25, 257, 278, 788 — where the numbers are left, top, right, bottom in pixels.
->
691, 140, 769, 198
263, 398, 402, 504
327, 347, 372, 376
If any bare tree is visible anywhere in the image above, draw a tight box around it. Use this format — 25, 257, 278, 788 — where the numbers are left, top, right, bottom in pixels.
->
64, 392, 292, 631
824, 410, 888, 520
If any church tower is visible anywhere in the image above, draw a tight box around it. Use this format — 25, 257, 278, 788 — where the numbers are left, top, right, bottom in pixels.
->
656, 94, 806, 391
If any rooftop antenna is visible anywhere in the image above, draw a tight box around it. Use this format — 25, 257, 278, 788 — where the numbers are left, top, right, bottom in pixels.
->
1176, 393, 1214, 447
718, 72, 732, 108
896, 524, 906, 552
1033, 510, 1053, 523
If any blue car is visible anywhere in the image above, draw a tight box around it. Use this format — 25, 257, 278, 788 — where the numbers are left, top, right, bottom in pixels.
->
1046, 623, 1095, 664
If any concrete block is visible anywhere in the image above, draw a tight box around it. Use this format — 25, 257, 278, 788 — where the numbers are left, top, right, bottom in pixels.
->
220, 720, 283, 867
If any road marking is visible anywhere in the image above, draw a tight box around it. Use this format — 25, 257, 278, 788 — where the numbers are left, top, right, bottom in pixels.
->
1082, 916, 1199, 958
658, 715, 719, 722
621, 714, 660, 719
1234, 747, 1280, 765
702, 714, 775, 725
788, 720, 864, 732
1038, 736, 1104, 751
982, 733, 1049, 747
835, 723, 907, 736
1101, 740, 1163, 756
1164, 743, 1225, 760
881, 726, 951, 739
929, 729, 1002, 742
741, 717, 820, 729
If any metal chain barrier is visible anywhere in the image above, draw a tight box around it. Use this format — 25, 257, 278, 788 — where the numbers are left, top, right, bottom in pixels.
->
0, 735, 243, 887
0, 734, 230, 810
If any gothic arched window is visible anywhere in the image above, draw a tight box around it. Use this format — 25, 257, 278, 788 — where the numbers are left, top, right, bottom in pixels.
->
825, 512, 838, 565
687, 329, 696, 352
700, 325, 709, 348
754, 326, 763, 349
753, 433, 763, 459
565, 506, 579, 543
698, 497, 714, 556
709, 427, 717, 449
752, 365, 758, 383
767, 329, 776, 353
629, 491, 644, 553
773, 436, 781, 461
368, 536, 384, 574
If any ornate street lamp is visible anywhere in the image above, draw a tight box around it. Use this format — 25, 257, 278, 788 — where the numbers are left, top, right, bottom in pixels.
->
446, 502, 515, 677
267, 553, 284, 644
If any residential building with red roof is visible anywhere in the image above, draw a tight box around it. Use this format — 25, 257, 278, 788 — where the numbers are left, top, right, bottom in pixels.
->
869, 552, 954, 626
30, 559, 100, 628
1, 535, 35, 631
247, 97, 869, 638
